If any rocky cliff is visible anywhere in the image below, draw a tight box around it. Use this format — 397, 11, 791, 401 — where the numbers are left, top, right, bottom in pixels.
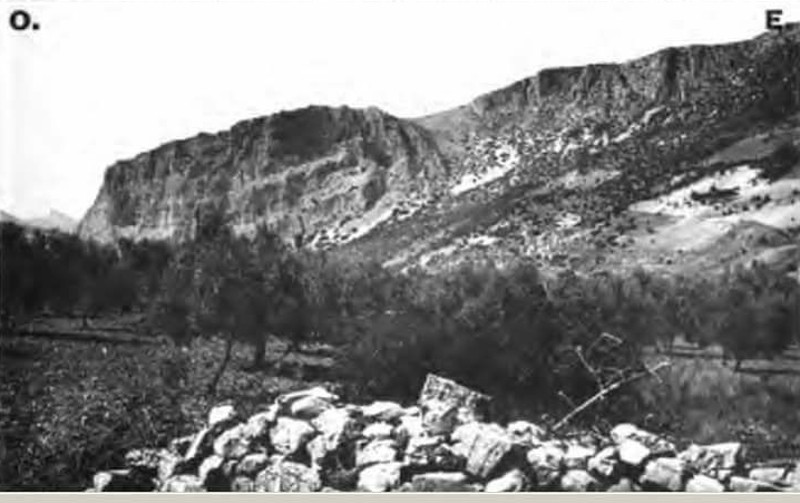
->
417, 24, 800, 154
78, 25, 800, 267
78, 106, 450, 247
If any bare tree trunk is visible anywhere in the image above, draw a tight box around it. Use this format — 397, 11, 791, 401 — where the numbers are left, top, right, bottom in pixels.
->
250, 336, 266, 369
207, 333, 234, 397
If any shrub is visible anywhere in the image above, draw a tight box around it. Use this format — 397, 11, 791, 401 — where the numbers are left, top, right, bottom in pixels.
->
335, 259, 645, 424
760, 141, 799, 181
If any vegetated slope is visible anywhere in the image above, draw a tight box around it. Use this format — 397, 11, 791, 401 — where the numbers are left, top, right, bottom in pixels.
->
343, 23, 800, 276
78, 24, 800, 276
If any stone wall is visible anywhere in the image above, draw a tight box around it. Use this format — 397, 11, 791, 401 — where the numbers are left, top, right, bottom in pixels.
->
87, 374, 800, 492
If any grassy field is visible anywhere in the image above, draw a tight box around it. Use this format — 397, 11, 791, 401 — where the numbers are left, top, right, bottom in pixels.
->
1, 316, 799, 490
0, 315, 341, 490
637, 341, 800, 445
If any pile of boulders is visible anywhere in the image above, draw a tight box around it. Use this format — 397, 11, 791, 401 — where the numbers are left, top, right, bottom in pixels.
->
87, 374, 800, 492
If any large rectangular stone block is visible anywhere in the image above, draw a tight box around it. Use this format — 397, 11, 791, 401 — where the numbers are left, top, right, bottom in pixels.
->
418, 373, 492, 424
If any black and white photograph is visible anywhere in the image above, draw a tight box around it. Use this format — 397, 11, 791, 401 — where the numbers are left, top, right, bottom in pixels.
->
1, 0, 799, 493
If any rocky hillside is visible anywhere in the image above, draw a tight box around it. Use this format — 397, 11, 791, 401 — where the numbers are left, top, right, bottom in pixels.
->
87, 375, 800, 492
78, 106, 450, 247
346, 23, 800, 275
78, 24, 800, 275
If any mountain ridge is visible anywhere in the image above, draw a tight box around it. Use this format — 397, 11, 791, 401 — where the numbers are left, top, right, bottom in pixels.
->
2, 209, 78, 233
76, 25, 800, 277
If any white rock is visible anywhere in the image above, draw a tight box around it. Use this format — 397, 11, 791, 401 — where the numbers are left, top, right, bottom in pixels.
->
679, 442, 742, 477
184, 427, 214, 462
606, 477, 638, 492
361, 401, 405, 422
357, 462, 403, 492
610, 424, 640, 444
198, 455, 225, 485
451, 422, 512, 479
561, 469, 600, 491
243, 406, 279, 439
728, 476, 781, 492
404, 435, 463, 471
394, 415, 424, 444
618, 439, 650, 466
403, 406, 422, 417
686, 474, 725, 492
305, 435, 328, 468
208, 404, 237, 429
527, 441, 565, 489
587, 446, 618, 479
748, 466, 789, 485
421, 399, 459, 436
162, 474, 205, 492
640, 457, 687, 491
270, 417, 316, 456
527, 441, 565, 470
236, 453, 270, 477
254, 460, 322, 492
356, 439, 398, 467
311, 408, 360, 452
418, 373, 491, 425
411, 472, 476, 492
564, 443, 597, 470
362, 422, 394, 440
277, 386, 339, 406
611, 424, 674, 456
785, 465, 800, 488
157, 451, 183, 482
290, 395, 334, 420
506, 420, 545, 447
231, 476, 256, 492
213, 424, 251, 459
404, 435, 445, 465
485, 468, 529, 492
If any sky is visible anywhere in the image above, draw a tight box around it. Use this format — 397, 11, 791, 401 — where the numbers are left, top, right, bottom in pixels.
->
1, 0, 796, 221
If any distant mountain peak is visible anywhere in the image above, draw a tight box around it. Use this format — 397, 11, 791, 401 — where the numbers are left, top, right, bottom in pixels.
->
10, 209, 80, 234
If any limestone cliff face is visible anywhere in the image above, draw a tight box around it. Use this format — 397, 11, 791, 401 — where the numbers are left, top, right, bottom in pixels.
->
417, 24, 800, 150
79, 25, 800, 251
78, 106, 450, 246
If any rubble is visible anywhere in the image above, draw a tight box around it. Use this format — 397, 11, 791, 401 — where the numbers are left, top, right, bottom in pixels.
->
208, 404, 238, 429
484, 468, 529, 492
87, 373, 800, 492
269, 417, 316, 457
357, 462, 403, 492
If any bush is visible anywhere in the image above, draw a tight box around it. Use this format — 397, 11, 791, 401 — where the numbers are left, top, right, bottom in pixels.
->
760, 141, 799, 181
334, 259, 644, 424
710, 263, 798, 368
331, 256, 798, 429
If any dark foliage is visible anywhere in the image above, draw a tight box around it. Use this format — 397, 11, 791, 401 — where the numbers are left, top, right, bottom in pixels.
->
759, 141, 800, 181
2, 218, 798, 489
